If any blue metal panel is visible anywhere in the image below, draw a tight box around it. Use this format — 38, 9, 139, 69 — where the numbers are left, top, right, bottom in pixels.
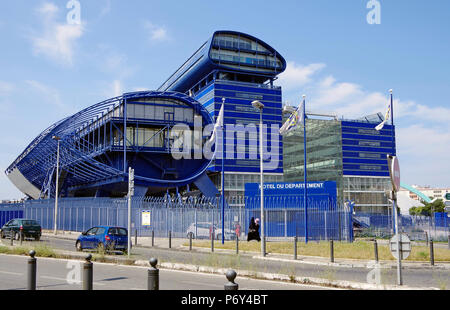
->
341, 120, 396, 177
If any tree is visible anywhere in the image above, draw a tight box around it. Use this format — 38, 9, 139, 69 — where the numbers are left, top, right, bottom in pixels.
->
409, 199, 445, 216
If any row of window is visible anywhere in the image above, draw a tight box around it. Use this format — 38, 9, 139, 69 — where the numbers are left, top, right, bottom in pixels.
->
211, 52, 282, 69
126, 103, 194, 123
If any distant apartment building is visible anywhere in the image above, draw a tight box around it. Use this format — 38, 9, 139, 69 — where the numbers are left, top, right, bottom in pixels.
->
405, 185, 450, 202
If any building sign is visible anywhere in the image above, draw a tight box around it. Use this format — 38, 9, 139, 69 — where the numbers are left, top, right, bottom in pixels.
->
141, 211, 151, 226
244, 181, 337, 209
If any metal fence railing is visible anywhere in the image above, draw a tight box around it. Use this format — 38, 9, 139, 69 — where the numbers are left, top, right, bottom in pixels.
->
354, 213, 450, 241
2, 197, 447, 242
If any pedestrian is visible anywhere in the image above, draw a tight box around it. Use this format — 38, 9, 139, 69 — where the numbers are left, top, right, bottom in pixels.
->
234, 222, 241, 238
247, 217, 261, 242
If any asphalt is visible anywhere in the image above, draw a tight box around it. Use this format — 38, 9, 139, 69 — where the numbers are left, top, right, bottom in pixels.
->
0, 254, 331, 290
2, 231, 450, 290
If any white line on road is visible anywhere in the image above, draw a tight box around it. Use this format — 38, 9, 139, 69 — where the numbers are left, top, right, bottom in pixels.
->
180, 280, 224, 288
0, 270, 23, 276
40, 275, 106, 286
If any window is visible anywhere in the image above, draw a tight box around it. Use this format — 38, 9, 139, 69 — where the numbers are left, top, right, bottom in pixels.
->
86, 227, 98, 235
108, 228, 127, 236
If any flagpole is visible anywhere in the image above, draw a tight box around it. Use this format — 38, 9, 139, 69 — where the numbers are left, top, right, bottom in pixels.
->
302, 95, 308, 244
389, 89, 396, 234
221, 98, 225, 245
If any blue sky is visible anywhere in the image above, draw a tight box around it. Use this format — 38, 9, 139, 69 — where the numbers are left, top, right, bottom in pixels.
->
0, 0, 449, 199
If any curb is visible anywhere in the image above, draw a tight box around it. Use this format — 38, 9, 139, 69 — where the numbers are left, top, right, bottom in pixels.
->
39, 234, 450, 270
133, 259, 437, 290
252, 255, 450, 270
0, 245, 440, 290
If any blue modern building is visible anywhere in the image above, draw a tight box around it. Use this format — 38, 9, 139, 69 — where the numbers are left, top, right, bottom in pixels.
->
5, 91, 215, 198
5, 30, 397, 214
158, 30, 287, 201
283, 111, 396, 214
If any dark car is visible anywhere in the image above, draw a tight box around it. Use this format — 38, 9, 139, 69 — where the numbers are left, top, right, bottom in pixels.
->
75, 226, 130, 253
0, 219, 42, 241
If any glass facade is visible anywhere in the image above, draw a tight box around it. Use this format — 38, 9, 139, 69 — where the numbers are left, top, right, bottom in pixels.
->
343, 176, 391, 214
281, 116, 394, 214
283, 118, 344, 200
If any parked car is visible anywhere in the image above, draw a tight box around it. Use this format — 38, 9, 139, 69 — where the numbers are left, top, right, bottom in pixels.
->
0, 218, 42, 241
186, 222, 236, 240
75, 226, 130, 253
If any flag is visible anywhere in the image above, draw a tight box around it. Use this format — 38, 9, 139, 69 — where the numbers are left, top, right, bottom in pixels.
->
279, 100, 304, 136
207, 102, 224, 146
375, 98, 392, 131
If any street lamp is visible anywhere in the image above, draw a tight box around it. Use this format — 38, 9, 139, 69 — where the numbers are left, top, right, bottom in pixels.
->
52, 135, 61, 235
251, 100, 265, 257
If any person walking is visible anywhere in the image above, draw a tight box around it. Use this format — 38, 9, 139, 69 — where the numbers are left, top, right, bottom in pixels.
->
247, 217, 261, 242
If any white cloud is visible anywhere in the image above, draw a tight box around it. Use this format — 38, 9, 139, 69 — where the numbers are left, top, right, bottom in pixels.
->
0, 81, 14, 95
132, 87, 149, 92
99, 0, 112, 18
30, 2, 84, 66
277, 60, 450, 187
25, 80, 63, 107
99, 80, 122, 99
277, 62, 325, 91
397, 124, 450, 187
144, 21, 169, 42
113, 80, 122, 97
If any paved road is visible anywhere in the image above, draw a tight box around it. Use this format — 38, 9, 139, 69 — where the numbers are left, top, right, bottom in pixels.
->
4, 236, 450, 289
0, 254, 332, 290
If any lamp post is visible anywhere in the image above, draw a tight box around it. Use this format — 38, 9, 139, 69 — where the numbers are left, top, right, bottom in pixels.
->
52, 135, 61, 235
251, 100, 265, 257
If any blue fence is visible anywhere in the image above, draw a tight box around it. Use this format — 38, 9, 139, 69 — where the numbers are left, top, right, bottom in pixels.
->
0, 196, 353, 242
245, 196, 352, 241
354, 212, 450, 241
0, 204, 24, 227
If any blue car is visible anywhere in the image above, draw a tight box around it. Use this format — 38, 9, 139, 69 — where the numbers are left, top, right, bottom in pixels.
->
75, 226, 130, 253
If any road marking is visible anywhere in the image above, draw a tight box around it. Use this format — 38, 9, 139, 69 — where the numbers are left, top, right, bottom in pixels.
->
0, 270, 23, 276
180, 280, 223, 288
40, 275, 106, 286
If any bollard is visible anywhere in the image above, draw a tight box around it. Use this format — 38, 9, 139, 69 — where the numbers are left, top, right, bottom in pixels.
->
263, 236, 266, 257
168, 231, 172, 249
211, 232, 214, 252
374, 239, 379, 262
83, 254, 93, 290
27, 250, 37, 290
294, 236, 298, 260
152, 230, 154, 247
224, 270, 238, 290
189, 232, 192, 251
330, 240, 334, 263
147, 258, 159, 290
236, 235, 239, 255
430, 239, 435, 266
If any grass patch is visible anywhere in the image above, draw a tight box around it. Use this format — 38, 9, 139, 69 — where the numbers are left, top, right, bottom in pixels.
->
186, 240, 450, 262
0, 244, 57, 257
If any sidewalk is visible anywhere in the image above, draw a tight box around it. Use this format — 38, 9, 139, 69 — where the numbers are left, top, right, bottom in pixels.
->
3, 231, 446, 290
42, 231, 450, 270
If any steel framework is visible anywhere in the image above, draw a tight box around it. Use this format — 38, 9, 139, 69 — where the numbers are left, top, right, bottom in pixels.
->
6, 91, 213, 199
